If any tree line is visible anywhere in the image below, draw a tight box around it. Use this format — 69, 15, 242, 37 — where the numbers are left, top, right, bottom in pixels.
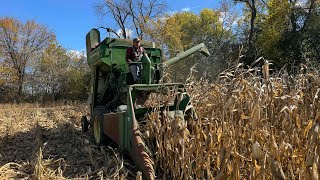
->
0, 17, 90, 103
97, 0, 320, 78
1, 0, 319, 102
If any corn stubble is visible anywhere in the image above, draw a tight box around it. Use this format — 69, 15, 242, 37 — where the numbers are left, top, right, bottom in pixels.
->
0, 102, 130, 179
142, 63, 320, 179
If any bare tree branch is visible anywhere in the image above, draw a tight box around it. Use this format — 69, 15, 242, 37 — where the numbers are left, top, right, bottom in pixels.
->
96, 0, 166, 39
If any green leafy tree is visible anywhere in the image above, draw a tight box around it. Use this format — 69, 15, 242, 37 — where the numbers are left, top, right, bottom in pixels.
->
0, 17, 55, 100
256, 0, 290, 67
0, 60, 16, 102
281, 0, 320, 64
145, 8, 237, 80
63, 51, 90, 100
255, 0, 320, 68
33, 44, 90, 101
34, 42, 69, 101
233, 0, 267, 64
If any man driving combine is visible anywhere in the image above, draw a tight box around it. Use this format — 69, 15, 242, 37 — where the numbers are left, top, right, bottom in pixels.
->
126, 37, 144, 83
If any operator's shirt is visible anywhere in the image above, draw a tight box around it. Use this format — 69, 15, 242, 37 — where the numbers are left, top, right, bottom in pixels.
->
126, 46, 144, 64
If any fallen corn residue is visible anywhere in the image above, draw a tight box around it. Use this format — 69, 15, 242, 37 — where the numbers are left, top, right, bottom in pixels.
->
0, 102, 131, 179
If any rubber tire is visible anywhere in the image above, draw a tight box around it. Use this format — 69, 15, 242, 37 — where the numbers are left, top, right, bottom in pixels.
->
81, 116, 89, 132
92, 106, 107, 146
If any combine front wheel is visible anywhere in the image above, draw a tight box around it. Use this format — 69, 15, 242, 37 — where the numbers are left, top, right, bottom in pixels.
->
92, 106, 107, 146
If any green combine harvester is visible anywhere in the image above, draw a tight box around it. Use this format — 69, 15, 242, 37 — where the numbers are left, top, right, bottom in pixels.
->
81, 28, 210, 179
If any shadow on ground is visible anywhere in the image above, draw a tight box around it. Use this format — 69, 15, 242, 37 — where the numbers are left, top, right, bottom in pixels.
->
0, 122, 133, 179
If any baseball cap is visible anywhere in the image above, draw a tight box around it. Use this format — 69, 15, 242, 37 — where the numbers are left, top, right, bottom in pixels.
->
133, 37, 140, 42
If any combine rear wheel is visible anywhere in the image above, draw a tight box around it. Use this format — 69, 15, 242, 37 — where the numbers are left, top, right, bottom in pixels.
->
92, 106, 107, 145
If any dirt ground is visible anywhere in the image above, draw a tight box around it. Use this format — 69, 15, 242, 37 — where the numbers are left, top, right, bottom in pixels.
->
0, 102, 133, 180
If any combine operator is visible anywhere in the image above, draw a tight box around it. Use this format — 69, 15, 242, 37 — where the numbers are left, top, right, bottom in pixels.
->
126, 37, 144, 84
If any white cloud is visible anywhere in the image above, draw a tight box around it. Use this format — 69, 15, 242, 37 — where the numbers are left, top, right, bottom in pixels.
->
117, 28, 133, 38
181, 8, 190, 12
166, 5, 199, 16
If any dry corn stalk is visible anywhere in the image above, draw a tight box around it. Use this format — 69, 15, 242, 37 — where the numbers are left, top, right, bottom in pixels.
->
140, 62, 320, 179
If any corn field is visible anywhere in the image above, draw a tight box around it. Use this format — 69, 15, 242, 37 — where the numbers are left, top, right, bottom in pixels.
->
0, 63, 320, 179
143, 63, 320, 179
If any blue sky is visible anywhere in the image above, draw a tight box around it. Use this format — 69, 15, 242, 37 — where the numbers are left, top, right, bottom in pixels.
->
1, 0, 221, 51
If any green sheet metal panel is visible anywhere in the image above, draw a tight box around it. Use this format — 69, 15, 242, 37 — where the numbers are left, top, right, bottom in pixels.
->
111, 46, 129, 73
87, 45, 111, 72
86, 28, 100, 57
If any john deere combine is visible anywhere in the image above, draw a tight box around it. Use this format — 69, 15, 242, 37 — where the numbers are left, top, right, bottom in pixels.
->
82, 28, 210, 179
